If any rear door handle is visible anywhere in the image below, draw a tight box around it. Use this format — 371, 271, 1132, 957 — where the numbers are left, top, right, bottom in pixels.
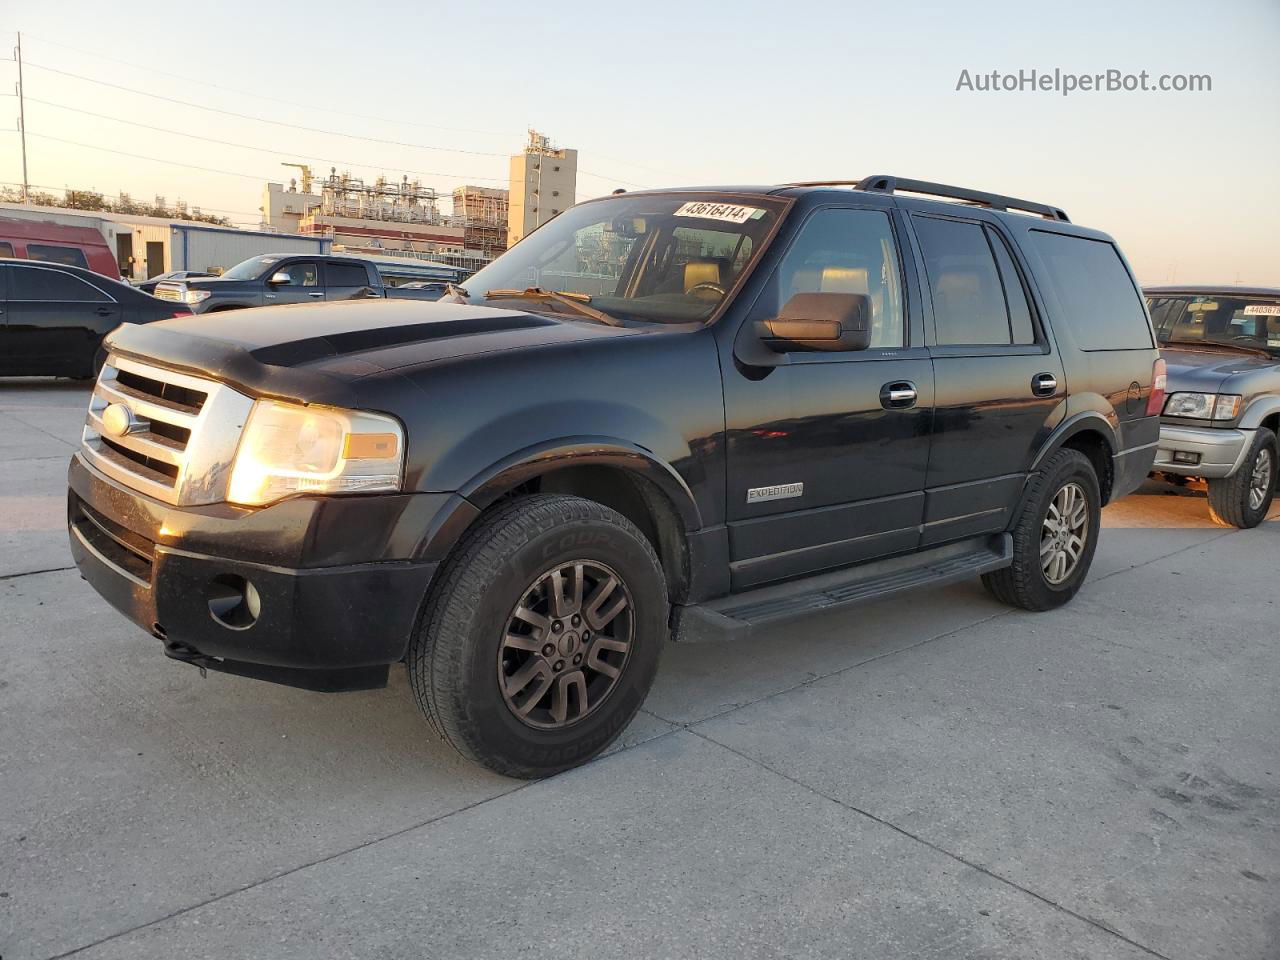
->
1031, 373, 1059, 397
880, 381, 918, 409
308, 291, 324, 298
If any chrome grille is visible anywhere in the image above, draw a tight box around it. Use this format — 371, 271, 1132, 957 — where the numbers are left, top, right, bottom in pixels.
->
81, 355, 255, 506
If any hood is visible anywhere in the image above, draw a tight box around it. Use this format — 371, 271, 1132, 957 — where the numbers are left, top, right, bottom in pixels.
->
104, 299, 643, 406
1160, 345, 1277, 393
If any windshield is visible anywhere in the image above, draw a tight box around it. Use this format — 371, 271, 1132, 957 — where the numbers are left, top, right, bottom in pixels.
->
1149, 294, 1280, 356
459, 193, 785, 323
221, 255, 285, 281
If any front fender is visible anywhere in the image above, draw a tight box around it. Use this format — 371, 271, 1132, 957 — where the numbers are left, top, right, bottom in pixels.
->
1239, 394, 1280, 430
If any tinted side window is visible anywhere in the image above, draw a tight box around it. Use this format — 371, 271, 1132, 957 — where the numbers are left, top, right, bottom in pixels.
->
985, 227, 1036, 345
327, 263, 371, 287
0, 242, 14, 257
913, 216, 1012, 346
27, 244, 91, 270
773, 208, 905, 348
280, 262, 319, 286
1031, 232, 1152, 350
11, 267, 109, 302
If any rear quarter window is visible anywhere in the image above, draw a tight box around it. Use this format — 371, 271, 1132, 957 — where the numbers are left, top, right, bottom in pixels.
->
1031, 231, 1152, 350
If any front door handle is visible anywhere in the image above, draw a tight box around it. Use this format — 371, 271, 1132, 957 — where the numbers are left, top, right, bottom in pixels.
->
1031, 373, 1059, 397
309, 291, 324, 298
95, 306, 114, 317
880, 381, 918, 409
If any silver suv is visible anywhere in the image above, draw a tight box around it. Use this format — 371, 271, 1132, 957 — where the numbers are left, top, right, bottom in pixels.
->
1147, 286, 1280, 527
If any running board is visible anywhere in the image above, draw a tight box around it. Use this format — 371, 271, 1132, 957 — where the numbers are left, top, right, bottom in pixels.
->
674, 534, 1012, 643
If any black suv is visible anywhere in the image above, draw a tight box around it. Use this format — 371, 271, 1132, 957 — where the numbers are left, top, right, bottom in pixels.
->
67, 176, 1162, 777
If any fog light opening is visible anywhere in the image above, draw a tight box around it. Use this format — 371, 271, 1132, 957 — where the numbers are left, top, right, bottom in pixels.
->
1172, 451, 1202, 466
207, 575, 261, 630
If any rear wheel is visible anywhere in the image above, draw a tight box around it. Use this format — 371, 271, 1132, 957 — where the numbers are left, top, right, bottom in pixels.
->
1206, 428, 1277, 529
983, 448, 1101, 611
407, 494, 667, 778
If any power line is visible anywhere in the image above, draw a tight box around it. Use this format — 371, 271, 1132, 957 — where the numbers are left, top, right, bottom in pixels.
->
22, 96, 510, 183
16, 32, 514, 140
21, 58, 648, 187
16, 32, 680, 181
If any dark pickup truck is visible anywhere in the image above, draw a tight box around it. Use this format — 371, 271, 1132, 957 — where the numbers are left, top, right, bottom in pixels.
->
68, 176, 1162, 778
152, 253, 447, 313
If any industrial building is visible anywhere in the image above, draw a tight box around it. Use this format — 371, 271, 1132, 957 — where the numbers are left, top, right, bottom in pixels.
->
507, 130, 578, 247
452, 185, 509, 259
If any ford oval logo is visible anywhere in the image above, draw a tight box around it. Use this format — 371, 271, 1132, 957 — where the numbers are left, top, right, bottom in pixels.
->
100, 403, 136, 438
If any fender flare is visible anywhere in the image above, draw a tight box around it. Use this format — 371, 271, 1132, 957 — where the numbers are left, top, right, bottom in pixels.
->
1029, 411, 1119, 473
412, 437, 705, 565
459, 436, 704, 531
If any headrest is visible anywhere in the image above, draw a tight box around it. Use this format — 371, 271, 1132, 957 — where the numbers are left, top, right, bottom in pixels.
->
820, 267, 868, 295
684, 261, 721, 292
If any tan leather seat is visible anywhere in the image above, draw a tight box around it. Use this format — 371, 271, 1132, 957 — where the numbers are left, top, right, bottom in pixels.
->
684, 260, 722, 293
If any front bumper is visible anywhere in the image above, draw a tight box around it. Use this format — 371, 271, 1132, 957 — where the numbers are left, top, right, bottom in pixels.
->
67, 454, 450, 691
1153, 424, 1253, 479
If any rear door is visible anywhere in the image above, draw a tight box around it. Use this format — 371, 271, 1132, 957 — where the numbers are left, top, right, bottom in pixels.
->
7, 265, 122, 375
263, 260, 323, 306
908, 211, 1066, 544
324, 260, 378, 301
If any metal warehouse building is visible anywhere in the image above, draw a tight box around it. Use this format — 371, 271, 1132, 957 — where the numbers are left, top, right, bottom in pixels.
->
0, 203, 330, 280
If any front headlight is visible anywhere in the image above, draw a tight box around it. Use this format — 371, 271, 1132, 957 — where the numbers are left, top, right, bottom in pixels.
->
227, 400, 404, 506
1162, 392, 1242, 420
184, 289, 212, 304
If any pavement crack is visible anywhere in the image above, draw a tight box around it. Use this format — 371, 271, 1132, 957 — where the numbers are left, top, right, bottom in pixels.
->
0, 564, 75, 582
687, 728, 1176, 960
42, 781, 536, 960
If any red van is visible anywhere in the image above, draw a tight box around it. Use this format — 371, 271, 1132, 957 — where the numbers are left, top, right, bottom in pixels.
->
0, 217, 122, 280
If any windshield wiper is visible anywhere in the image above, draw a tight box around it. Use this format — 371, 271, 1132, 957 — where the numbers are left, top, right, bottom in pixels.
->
483, 287, 623, 327
442, 282, 469, 303
1162, 337, 1273, 358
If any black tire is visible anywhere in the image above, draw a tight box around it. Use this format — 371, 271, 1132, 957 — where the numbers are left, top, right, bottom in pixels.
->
1206, 428, 1277, 529
407, 494, 667, 779
982, 448, 1101, 612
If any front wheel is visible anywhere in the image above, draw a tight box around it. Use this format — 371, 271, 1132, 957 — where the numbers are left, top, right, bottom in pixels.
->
1206, 428, 1277, 529
982, 448, 1101, 611
407, 494, 667, 779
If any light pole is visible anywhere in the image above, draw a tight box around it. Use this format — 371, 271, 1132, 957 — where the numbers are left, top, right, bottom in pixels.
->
15, 31, 29, 204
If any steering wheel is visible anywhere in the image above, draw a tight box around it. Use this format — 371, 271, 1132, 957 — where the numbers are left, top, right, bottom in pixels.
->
686, 281, 727, 300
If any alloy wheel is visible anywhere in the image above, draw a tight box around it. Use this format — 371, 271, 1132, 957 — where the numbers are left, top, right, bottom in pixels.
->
1248, 447, 1274, 512
1041, 481, 1089, 586
497, 560, 634, 729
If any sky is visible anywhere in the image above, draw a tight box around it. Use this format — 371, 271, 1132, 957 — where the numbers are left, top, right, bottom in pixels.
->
1, 0, 1276, 284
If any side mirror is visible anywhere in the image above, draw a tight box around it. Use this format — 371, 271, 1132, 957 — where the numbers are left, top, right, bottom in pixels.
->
758, 292, 872, 352
268, 271, 292, 285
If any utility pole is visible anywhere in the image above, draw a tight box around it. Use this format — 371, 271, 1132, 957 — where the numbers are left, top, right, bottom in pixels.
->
15, 31, 29, 203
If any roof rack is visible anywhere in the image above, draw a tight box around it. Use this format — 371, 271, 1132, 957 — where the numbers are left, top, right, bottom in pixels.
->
784, 176, 1070, 222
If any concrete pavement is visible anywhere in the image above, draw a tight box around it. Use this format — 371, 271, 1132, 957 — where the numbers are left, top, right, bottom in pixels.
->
1, 378, 1276, 960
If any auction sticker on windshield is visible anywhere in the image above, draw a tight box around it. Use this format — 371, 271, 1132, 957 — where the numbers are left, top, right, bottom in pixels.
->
1243, 304, 1280, 316
673, 201, 763, 224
